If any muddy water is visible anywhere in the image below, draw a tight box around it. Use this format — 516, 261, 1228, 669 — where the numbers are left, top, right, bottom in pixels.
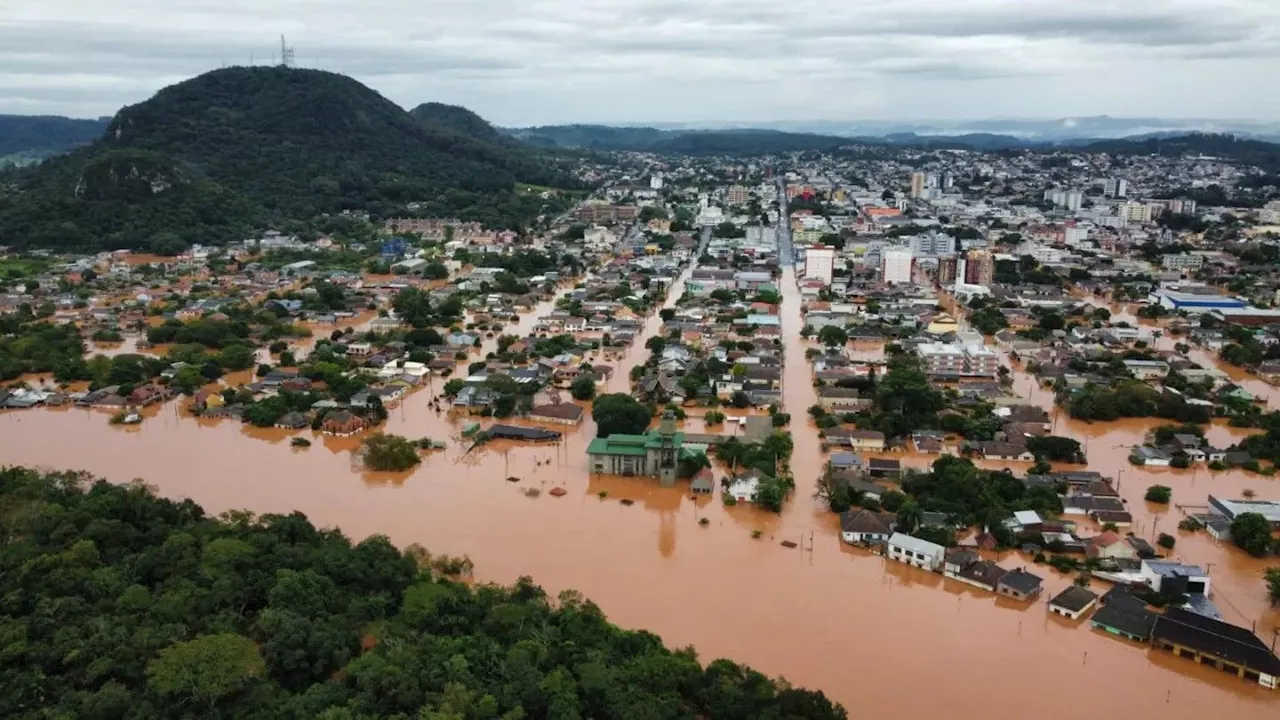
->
1, 269, 1277, 718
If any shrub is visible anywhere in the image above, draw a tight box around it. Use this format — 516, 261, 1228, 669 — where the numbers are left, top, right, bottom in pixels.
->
1144, 485, 1172, 504
1157, 533, 1176, 550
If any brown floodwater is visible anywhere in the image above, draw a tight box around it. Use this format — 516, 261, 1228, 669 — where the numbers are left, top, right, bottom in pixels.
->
2, 269, 1278, 718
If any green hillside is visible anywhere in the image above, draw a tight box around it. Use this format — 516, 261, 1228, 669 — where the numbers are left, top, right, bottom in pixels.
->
0, 67, 572, 251
0, 466, 847, 719
0, 114, 109, 158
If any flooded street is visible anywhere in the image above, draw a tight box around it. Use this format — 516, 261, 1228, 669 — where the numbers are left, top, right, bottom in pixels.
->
2, 266, 1278, 718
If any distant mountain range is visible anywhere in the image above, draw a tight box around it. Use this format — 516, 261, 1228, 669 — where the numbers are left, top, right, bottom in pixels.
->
621, 116, 1280, 143
505, 124, 1280, 169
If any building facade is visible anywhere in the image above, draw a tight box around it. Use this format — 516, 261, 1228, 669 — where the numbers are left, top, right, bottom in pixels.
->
805, 245, 836, 286
881, 248, 914, 284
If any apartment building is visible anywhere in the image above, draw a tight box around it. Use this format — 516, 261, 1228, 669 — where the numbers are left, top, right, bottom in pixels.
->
881, 248, 914, 284
916, 341, 1001, 379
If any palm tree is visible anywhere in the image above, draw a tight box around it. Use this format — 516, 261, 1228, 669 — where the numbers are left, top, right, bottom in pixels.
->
896, 498, 924, 534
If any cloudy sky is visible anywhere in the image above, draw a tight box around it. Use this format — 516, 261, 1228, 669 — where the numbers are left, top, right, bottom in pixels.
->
3, 0, 1279, 125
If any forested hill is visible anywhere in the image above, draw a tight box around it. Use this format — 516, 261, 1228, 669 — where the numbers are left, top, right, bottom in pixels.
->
0, 114, 109, 158
0, 66, 574, 252
1079, 132, 1280, 173
410, 102, 583, 190
0, 466, 847, 719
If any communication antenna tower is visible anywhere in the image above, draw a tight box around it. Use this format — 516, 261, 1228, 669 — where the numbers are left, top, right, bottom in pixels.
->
280, 35, 296, 68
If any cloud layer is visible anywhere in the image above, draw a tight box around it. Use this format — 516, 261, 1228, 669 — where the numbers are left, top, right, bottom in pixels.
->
2, 0, 1277, 123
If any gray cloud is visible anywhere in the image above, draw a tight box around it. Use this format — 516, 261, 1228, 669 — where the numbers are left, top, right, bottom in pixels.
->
1, 0, 1278, 123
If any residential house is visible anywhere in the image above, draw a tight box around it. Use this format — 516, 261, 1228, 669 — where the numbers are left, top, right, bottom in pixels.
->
816, 387, 872, 411
691, 468, 716, 494
867, 458, 902, 479
843, 429, 886, 452
527, 403, 585, 426
726, 469, 763, 502
319, 411, 368, 436
943, 550, 1008, 592
1130, 446, 1172, 466
1086, 531, 1137, 561
974, 441, 1035, 461
1091, 587, 1158, 643
275, 412, 309, 430
1122, 359, 1170, 380
839, 509, 897, 545
996, 569, 1044, 600
886, 532, 945, 571
1049, 586, 1099, 620
828, 452, 863, 472
446, 331, 479, 347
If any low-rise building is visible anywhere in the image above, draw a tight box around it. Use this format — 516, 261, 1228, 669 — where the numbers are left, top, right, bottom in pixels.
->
1049, 586, 1098, 620
886, 532, 945, 571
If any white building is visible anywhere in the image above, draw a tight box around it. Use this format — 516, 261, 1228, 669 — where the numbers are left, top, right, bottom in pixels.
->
881, 248, 914, 284
916, 341, 1001, 379
886, 532, 945, 571
1120, 201, 1153, 224
1044, 189, 1083, 211
1104, 178, 1128, 198
1141, 560, 1210, 597
695, 205, 725, 228
805, 245, 836, 286
650, 173, 663, 190
909, 233, 956, 257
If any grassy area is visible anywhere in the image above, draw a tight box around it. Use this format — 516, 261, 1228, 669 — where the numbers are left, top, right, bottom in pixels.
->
0, 257, 54, 280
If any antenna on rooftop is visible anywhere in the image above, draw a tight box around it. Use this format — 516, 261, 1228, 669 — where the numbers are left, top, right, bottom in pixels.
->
280, 35, 296, 68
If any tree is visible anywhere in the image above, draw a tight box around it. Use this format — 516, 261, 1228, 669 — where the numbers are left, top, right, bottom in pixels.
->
1144, 485, 1172, 504
0, 465, 846, 719
591, 393, 651, 437
570, 376, 596, 401
1157, 533, 1176, 550
816, 325, 848, 348
1266, 567, 1280, 604
1231, 512, 1273, 557
897, 498, 923, 533
1025, 436, 1084, 463
146, 633, 265, 707
357, 433, 421, 472
754, 478, 785, 513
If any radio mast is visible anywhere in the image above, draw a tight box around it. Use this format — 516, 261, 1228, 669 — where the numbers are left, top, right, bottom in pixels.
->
280, 35, 296, 68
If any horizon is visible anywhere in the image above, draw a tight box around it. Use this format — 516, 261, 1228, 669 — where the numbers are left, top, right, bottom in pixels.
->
4, 1, 1280, 124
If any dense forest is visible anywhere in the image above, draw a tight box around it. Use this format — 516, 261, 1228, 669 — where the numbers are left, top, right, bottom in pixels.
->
0, 466, 846, 719
0, 67, 576, 251
410, 103, 582, 190
0, 114, 109, 158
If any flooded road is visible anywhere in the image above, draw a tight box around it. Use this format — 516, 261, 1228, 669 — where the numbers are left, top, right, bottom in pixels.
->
2, 268, 1278, 718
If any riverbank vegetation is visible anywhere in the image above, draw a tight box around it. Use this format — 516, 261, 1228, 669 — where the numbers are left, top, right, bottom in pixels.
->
0, 466, 845, 718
